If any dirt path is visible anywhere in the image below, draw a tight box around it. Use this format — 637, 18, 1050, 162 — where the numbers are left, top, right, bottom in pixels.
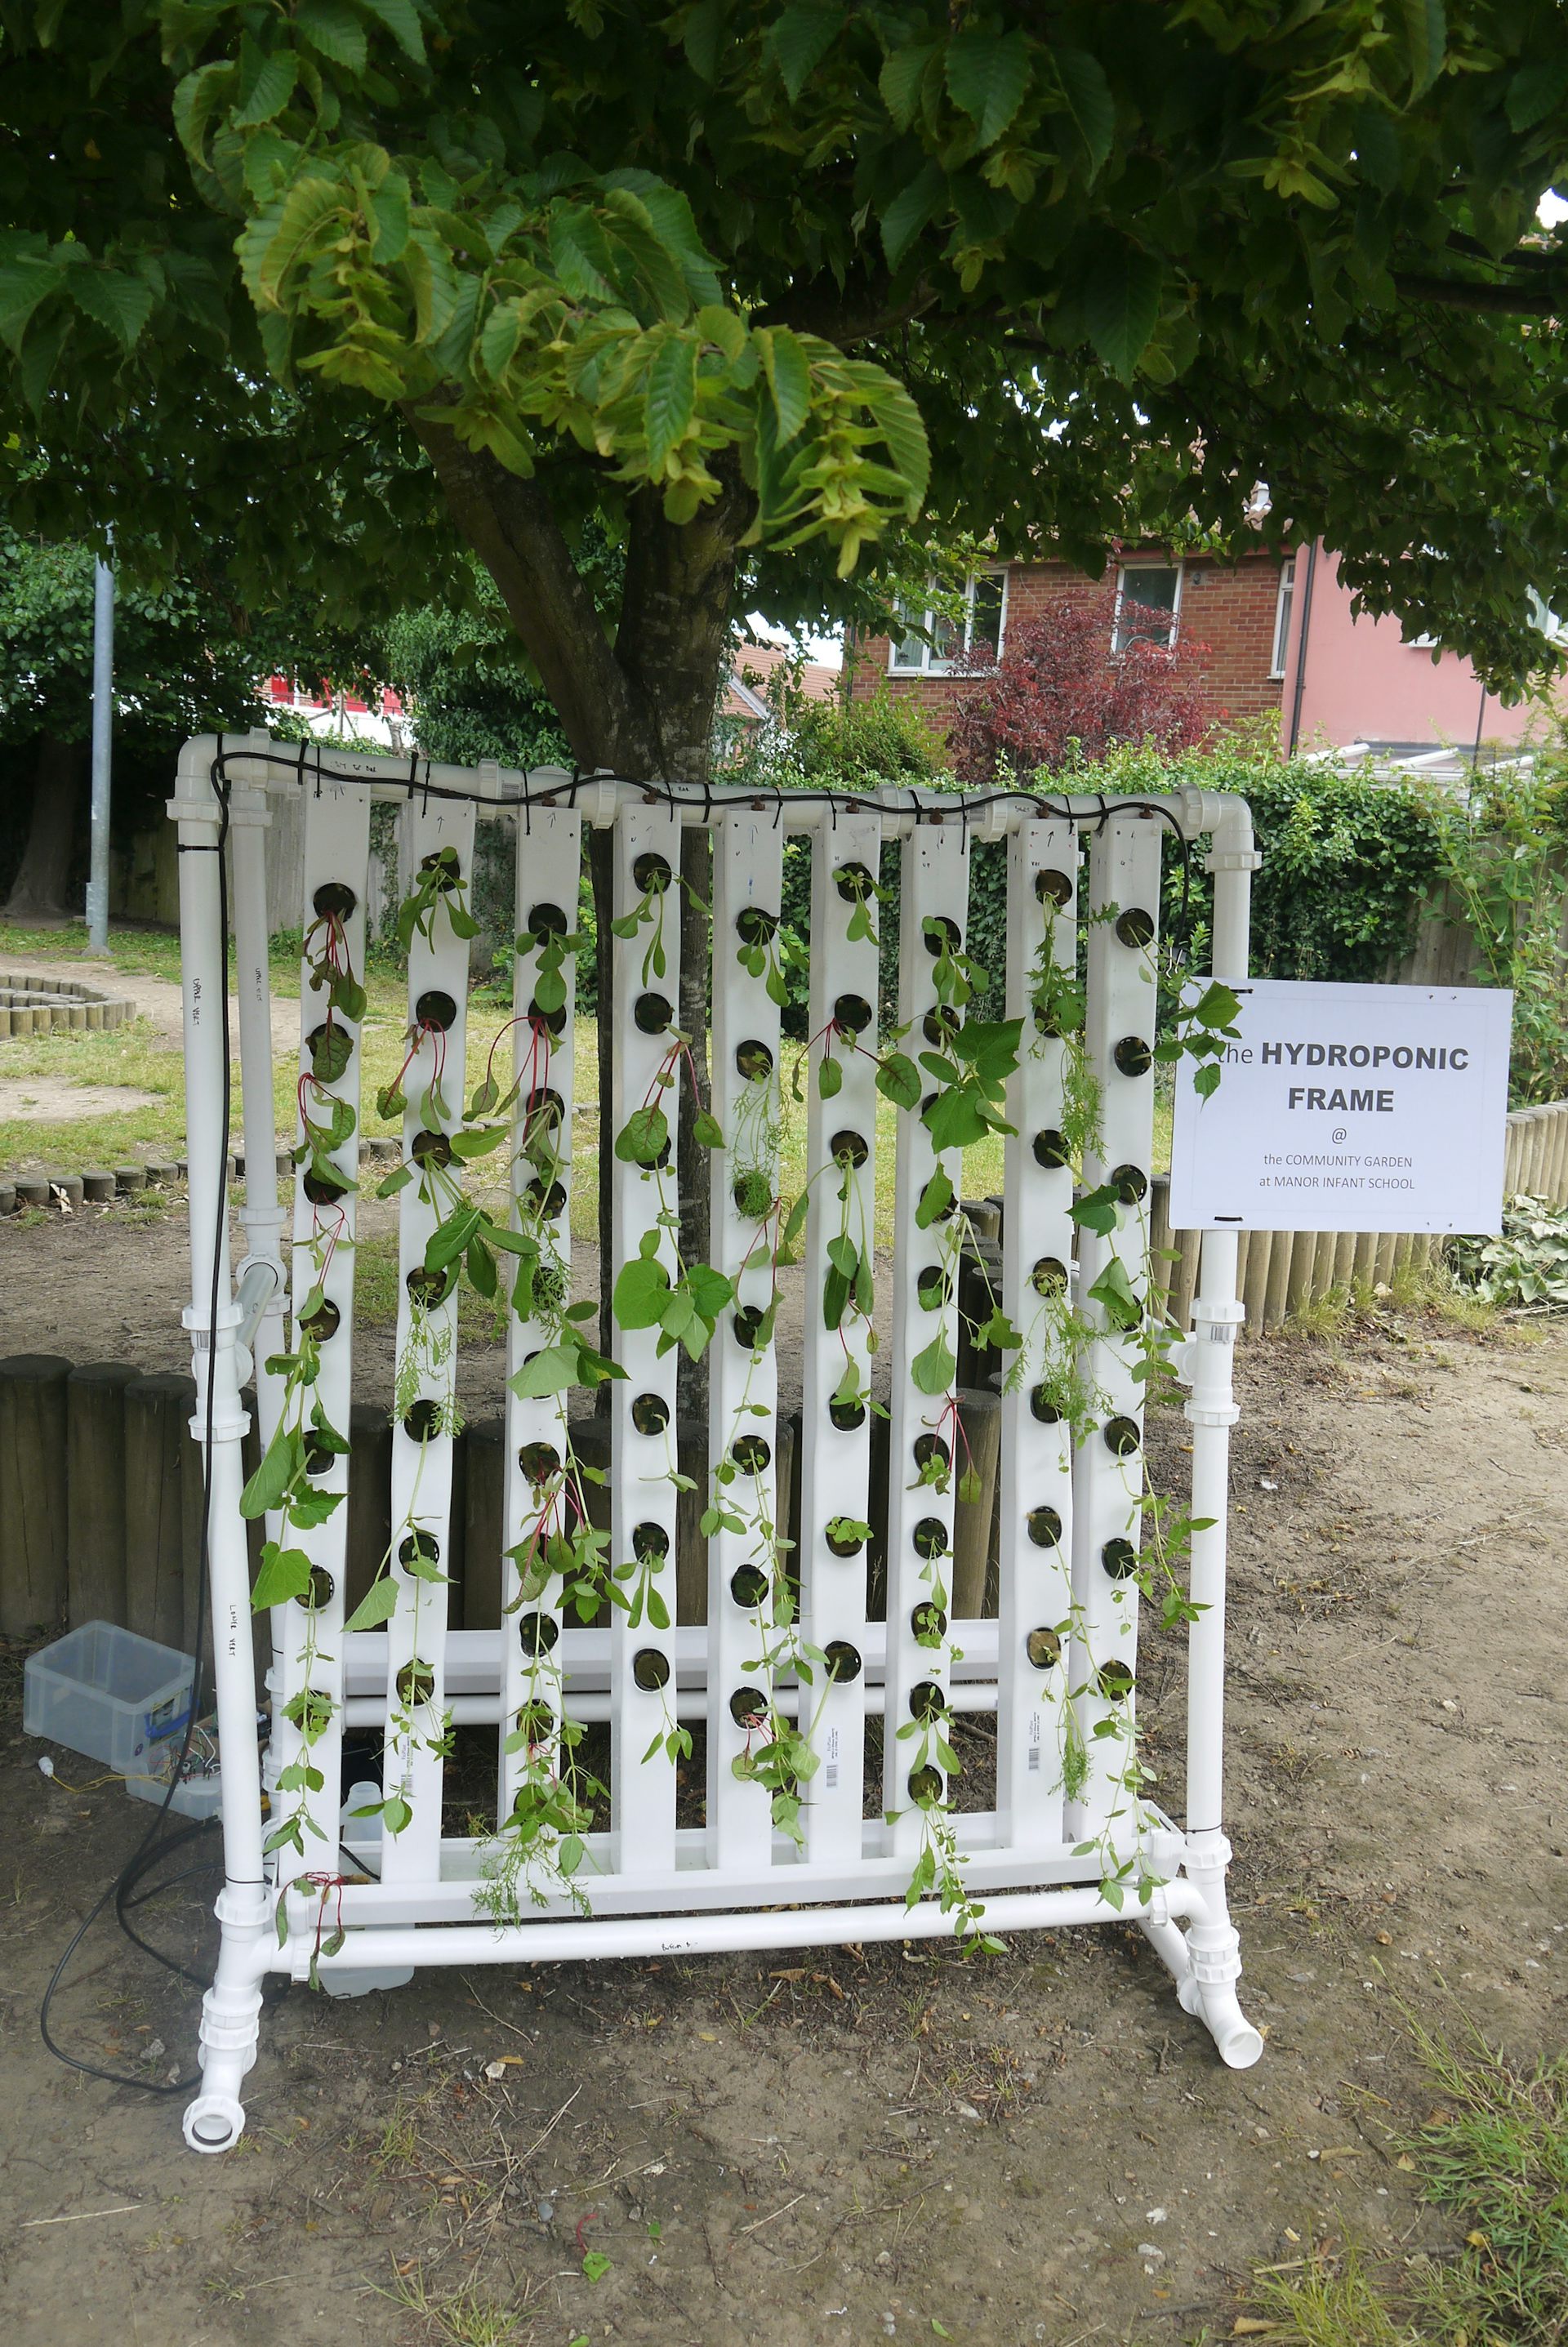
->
2, 1308, 1565, 2346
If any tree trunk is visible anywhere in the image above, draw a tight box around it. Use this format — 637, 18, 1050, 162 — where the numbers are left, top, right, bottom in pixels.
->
5, 735, 86, 922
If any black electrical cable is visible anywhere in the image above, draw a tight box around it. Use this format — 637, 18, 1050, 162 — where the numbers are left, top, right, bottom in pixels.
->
38, 766, 234, 2095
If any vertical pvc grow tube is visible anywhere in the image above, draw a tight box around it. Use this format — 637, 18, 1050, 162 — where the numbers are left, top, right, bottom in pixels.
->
381, 793, 477, 1889
1067, 815, 1163, 1860
882, 812, 971, 1858
608, 800, 684, 1879
498, 804, 581, 1846
706, 805, 786, 1869
799, 810, 882, 1868
996, 817, 1079, 1850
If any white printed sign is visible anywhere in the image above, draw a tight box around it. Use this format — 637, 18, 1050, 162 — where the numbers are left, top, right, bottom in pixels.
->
1167, 978, 1512, 1234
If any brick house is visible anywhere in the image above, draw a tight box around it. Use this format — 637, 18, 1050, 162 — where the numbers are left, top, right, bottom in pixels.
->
849, 542, 1562, 757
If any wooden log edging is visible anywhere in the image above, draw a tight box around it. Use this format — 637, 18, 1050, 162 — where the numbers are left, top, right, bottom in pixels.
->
0, 970, 136, 1037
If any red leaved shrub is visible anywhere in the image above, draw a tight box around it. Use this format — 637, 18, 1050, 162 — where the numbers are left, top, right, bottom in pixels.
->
947, 589, 1211, 784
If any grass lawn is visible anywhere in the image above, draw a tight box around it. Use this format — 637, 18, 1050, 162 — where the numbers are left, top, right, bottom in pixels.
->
1, 920, 1171, 1247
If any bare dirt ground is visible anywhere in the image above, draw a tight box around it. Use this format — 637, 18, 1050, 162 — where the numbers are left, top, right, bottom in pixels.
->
2, 1247, 1566, 2345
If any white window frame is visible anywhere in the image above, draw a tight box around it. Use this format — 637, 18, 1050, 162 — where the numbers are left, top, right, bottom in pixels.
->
1270, 558, 1294, 679
1113, 560, 1183, 653
889, 568, 1009, 675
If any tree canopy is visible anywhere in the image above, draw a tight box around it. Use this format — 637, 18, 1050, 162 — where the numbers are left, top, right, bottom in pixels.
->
4, 0, 1568, 786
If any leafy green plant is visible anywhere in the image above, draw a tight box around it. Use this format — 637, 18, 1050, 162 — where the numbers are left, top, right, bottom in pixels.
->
1450, 1193, 1568, 1310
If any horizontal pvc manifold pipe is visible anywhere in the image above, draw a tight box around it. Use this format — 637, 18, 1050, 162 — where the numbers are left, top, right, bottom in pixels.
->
288, 1880, 1204, 1981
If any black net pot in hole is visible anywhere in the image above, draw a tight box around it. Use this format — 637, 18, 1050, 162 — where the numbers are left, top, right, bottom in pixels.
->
406, 1263, 457, 1309
630, 1392, 670, 1437
403, 1397, 443, 1442
834, 860, 875, 904
1033, 1000, 1066, 1038
1026, 1626, 1062, 1669
631, 850, 672, 896
1102, 1537, 1138, 1580
416, 989, 458, 1032
635, 991, 672, 1035
1029, 1386, 1062, 1425
912, 1516, 948, 1560
823, 1640, 862, 1682
1115, 906, 1156, 950
828, 1395, 866, 1431
907, 1764, 943, 1803
916, 1265, 946, 1308
909, 1680, 947, 1724
523, 1176, 568, 1220
923, 915, 962, 956
514, 1701, 554, 1743
518, 1612, 560, 1656
301, 1168, 350, 1209
396, 1659, 436, 1706
518, 1440, 562, 1485
730, 1564, 769, 1608
825, 1519, 865, 1558
306, 1023, 354, 1082
733, 1303, 769, 1351
1035, 867, 1073, 908
1032, 1129, 1069, 1170
399, 1531, 440, 1571
632, 1521, 670, 1562
411, 1128, 452, 1169
735, 906, 778, 947
730, 1686, 767, 1727
911, 1601, 947, 1643
302, 1428, 339, 1476
526, 901, 568, 941
733, 1169, 773, 1219
1111, 1163, 1148, 1205
1098, 1659, 1135, 1701
831, 1129, 869, 1169
299, 1294, 341, 1340
1027, 1506, 1062, 1548
913, 1432, 950, 1474
1102, 1415, 1141, 1458
1031, 1256, 1068, 1298
833, 991, 873, 1035
735, 1037, 774, 1081
1113, 1035, 1153, 1078
523, 1085, 565, 1132
732, 1433, 771, 1474
301, 1564, 334, 1610
528, 997, 567, 1038
921, 1005, 960, 1046
632, 1647, 670, 1690
419, 846, 461, 880
313, 880, 358, 920
918, 1175, 956, 1223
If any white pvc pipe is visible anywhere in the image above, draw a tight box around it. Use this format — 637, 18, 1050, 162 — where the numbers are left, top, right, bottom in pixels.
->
86, 553, 114, 952
293, 1878, 1201, 1979
338, 1680, 1002, 1728
172, 745, 273, 2155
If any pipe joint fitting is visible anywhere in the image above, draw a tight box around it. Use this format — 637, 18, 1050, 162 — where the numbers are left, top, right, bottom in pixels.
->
1185, 1401, 1241, 1428
1205, 847, 1263, 874
213, 1882, 271, 1934
1191, 1297, 1245, 1329
1183, 1832, 1234, 1876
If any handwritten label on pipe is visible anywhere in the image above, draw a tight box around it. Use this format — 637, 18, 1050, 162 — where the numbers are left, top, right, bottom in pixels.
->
1168, 978, 1512, 1233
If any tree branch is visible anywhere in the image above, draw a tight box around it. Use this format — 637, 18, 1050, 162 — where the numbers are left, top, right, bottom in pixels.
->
1392, 271, 1560, 316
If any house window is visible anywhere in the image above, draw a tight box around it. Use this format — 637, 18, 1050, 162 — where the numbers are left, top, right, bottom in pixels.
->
889, 570, 1008, 674
1270, 559, 1294, 679
1113, 563, 1182, 652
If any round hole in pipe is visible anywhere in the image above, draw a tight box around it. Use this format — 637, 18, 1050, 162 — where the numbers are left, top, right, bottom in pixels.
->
733, 1169, 773, 1219
1102, 1536, 1138, 1579
1035, 867, 1073, 908
825, 1517, 865, 1558
1029, 1385, 1062, 1425
907, 1764, 943, 1804
518, 1440, 561, 1485
518, 1612, 560, 1656
1032, 1129, 1069, 1170
403, 1396, 442, 1442
735, 906, 778, 947
525, 900, 567, 941
396, 1658, 436, 1705
909, 1680, 947, 1724
305, 1022, 354, 1081
733, 1303, 769, 1350
1098, 1659, 1135, 1700
735, 1037, 774, 1081
1111, 1163, 1148, 1205
1027, 1505, 1062, 1548
301, 1169, 350, 1210
631, 850, 672, 896
828, 1394, 866, 1431
918, 1175, 956, 1224
312, 880, 358, 920
523, 1175, 567, 1220
831, 1129, 869, 1169
299, 1294, 341, 1339
1026, 1626, 1062, 1669
406, 1263, 456, 1308
913, 1432, 951, 1474
911, 1600, 947, 1644
730, 1564, 768, 1608
834, 860, 875, 905
1102, 1415, 1141, 1458
833, 991, 873, 1035
732, 1432, 770, 1474
632, 1646, 670, 1691
411, 1127, 452, 1169
923, 914, 962, 956
1031, 1255, 1068, 1298
1115, 906, 1156, 950
302, 1564, 334, 1610
399, 1530, 440, 1571
632, 1521, 669, 1562
823, 1639, 862, 1683
912, 1516, 948, 1560
634, 991, 672, 1035
730, 1684, 767, 1727
630, 1392, 670, 1437
922, 1005, 960, 1047
415, 989, 458, 1033
1113, 1035, 1153, 1078
916, 1265, 946, 1309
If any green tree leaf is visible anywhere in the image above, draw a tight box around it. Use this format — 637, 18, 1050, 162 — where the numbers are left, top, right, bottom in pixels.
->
69, 268, 156, 350
945, 25, 1031, 149
1083, 246, 1163, 381
879, 40, 939, 131
1053, 47, 1114, 178
880, 161, 946, 271
644, 328, 697, 473
295, 0, 368, 73
768, 2, 840, 102
759, 324, 810, 445
359, 0, 426, 64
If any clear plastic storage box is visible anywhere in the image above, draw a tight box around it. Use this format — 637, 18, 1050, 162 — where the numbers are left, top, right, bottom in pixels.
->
24, 1621, 195, 1775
